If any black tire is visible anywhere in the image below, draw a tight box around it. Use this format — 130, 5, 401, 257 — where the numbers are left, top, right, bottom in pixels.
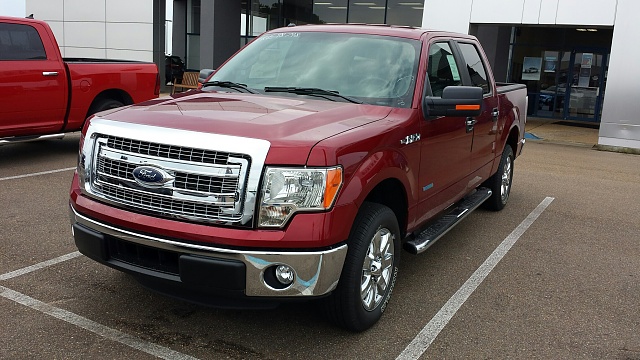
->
324, 202, 401, 332
89, 99, 124, 116
482, 144, 514, 211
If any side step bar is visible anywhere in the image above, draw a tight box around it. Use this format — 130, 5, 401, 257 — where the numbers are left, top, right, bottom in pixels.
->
0, 133, 65, 145
404, 187, 492, 255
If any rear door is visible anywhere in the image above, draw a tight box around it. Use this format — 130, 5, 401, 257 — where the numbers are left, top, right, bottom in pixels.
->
416, 40, 473, 223
0, 21, 66, 137
454, 41, 499, 178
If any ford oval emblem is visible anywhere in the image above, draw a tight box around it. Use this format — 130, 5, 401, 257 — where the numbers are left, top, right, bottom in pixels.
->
132, 165, 173, 188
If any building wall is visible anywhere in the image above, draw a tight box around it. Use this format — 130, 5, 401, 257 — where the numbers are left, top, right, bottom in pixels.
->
422, 0, 640, 150
25, 0, 155, 61
597, 0, 640, 149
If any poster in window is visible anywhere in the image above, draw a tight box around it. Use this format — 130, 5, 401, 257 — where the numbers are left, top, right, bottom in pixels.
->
581, 53, 593, 68
522, 57, 542, 80
544, 56, 557, 72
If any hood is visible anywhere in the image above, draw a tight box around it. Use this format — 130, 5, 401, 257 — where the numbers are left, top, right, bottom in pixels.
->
99, 91, 392, 164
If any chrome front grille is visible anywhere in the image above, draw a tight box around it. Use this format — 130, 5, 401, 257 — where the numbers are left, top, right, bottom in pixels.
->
105, 135, 233, 164
89, 134, 251, 225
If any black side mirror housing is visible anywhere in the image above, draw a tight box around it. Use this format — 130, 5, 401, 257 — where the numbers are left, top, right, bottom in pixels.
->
424, 86, 483, 117
198, 69, 215, 84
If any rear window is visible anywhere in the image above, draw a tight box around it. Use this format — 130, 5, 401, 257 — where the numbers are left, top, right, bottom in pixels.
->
0, 23, 47, 61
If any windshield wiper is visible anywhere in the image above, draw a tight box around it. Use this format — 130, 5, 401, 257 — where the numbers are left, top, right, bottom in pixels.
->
202, 81, 258, 94
263, 87, 364, 104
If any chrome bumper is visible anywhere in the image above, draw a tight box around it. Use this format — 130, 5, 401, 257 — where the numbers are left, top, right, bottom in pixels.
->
70, 206, 348, 297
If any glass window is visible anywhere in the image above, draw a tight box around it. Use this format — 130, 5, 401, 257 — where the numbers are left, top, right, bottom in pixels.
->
427, 42, 462, 97
348, 1, 385, 24
313, 0, 348, 24
211, 32, 421, 107
457, 42, 490, 94
0, 23, 46, 61
386, 0, 423, 27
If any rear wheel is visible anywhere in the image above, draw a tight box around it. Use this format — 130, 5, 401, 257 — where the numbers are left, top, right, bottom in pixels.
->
89, 98, 124, 116
483, 145, 514, 211
324, 202, 400, 332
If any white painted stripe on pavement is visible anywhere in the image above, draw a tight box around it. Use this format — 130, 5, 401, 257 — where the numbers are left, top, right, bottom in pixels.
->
396, 197, 555, 360
0, 286, 199, 360
0, 167, 76, 181
0, 251, 82, 281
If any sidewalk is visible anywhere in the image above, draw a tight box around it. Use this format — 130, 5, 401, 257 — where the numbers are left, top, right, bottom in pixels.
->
525, 117, 600, 147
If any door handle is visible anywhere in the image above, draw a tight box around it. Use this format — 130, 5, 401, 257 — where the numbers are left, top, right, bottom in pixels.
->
491, 107, 499, 121
42, 72, 59, 76
466, 117, 476, 133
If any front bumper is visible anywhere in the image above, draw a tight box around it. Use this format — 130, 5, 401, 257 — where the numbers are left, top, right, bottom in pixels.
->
70, 205, 348, 300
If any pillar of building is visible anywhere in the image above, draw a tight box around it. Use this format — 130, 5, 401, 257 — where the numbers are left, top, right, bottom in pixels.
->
199, 0, 241, 70
598, 0, 640, 151
172, 0, 187, 63
153, 0, 166, 90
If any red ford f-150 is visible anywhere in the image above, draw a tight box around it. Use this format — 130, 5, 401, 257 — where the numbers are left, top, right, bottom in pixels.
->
0, 16, 159, 144
69, 24, 527, 331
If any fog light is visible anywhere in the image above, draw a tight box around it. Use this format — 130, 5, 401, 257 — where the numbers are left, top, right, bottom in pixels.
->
275, 265, 295, 285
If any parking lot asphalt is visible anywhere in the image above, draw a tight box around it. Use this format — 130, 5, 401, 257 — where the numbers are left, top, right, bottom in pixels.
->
1, 133, 639, 359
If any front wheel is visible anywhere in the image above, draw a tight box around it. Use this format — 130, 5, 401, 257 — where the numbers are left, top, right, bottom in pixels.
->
324, 202, 400, 332
482, 145, 514, 211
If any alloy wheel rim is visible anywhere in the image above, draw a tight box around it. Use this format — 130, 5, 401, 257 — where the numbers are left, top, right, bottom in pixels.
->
500, 156, 512, 203
361, 227, 395, 311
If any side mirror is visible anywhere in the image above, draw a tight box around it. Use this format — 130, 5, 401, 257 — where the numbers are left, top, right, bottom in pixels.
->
424, 86, 483, 117
198, 69, 215, 84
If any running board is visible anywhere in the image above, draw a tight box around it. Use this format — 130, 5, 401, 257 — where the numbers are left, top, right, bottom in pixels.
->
0, 133, 65, 145
404, 188, 492, 255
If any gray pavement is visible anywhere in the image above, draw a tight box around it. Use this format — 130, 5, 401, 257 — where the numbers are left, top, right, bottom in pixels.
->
1, 132, 639, 359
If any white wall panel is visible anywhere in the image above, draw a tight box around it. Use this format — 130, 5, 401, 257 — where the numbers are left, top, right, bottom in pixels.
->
422, 0, 473, 33
106, 22, 153, 51
26, 0, 63, 21
106, 0, 153, 23
556, 0, 616, 26
470, 0, 525, 23
63, 46, 106, 59
63, 21, 105, 48
106, 49, 153, 62
64, 0, 105, 22
599, 0, 640, 149
521, 0, 542, 24
538, 0, 558, 24
46, 20, 64, 46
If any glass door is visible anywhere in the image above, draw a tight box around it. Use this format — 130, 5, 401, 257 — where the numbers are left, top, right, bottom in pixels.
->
564, 51, 607, 122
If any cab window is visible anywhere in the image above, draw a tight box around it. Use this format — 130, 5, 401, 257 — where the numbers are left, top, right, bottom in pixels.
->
0, 23, 46, 61
457, 42, 490, 94
427, 42, 462, 97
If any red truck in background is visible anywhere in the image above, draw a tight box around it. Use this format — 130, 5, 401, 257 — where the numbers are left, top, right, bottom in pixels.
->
0, 16, 159, 144
69, 24, 527, 331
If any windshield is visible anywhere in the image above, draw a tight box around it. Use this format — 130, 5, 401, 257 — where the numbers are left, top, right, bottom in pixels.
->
209, 31, 422, 108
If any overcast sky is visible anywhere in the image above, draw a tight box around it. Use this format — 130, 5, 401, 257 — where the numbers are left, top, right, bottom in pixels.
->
0, 0, 26, 17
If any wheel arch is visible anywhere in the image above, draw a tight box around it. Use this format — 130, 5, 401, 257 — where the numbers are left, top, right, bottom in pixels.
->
86, 89, 133, 118
362, 178, 409, 238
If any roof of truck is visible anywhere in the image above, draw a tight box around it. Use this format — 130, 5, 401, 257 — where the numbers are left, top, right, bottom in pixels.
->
268, 23, 476, 41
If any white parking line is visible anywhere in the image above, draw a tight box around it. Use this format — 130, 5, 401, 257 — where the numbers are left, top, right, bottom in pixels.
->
0, 286, 199, 360
0, 251, 200, 359
396, 197, 555, 360
0, 167, 76, 181
0, 251, 82, 281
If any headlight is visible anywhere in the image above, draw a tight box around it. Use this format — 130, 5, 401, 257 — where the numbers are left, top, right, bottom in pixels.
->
258, 167, 343, 228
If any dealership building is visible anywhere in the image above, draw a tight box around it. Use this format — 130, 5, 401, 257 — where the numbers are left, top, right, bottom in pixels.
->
2, 0, 638, 150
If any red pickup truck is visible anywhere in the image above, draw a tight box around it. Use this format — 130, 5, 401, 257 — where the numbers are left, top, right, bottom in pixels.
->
0, 16, 159, 144
69, 25, 527, 331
